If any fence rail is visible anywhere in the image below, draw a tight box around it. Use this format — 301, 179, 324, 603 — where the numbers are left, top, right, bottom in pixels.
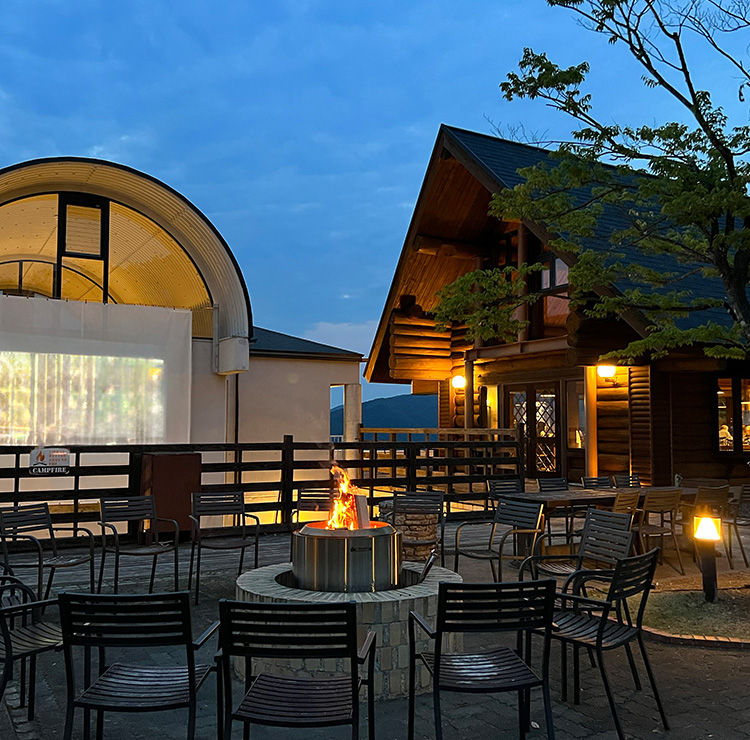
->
0, 431, 524, 530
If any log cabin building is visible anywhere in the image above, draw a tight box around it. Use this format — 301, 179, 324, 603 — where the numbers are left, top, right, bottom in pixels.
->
364, 125, 750, 485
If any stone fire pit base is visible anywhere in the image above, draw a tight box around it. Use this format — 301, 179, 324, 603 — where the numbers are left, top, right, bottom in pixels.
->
235, 562, 463, 700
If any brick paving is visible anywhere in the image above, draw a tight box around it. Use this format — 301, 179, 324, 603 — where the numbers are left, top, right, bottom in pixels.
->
3, 529, 750, 739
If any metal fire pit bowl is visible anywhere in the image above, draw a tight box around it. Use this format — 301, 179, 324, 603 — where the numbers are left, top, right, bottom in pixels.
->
292, 521, 402, 592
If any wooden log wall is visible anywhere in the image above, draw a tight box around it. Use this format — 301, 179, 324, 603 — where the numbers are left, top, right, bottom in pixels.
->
452, 388, 484, 428
596, 367, 630, 475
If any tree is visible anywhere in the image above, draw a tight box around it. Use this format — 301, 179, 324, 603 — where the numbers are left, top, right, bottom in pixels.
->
435, 0, 750, 361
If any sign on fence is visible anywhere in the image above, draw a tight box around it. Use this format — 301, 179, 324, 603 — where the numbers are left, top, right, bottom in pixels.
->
29, 447, 71, 475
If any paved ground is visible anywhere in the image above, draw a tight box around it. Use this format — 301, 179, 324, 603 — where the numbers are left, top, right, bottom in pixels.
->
3, 527, 750, 740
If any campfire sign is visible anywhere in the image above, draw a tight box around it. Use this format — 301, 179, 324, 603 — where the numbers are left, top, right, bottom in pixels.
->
29, 447, 71, 476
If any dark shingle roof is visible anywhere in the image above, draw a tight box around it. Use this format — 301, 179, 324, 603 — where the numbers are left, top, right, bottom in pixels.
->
443, 125, 730, 330
250, 327, 362, 360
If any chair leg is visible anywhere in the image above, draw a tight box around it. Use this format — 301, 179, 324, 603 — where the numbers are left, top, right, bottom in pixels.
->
187, 541, 196, 591
113, 553, 120, 594
573, 644, 580, 705
542, 680, 556, 740
187, 703, 196, 740
408, 655, 416, 740
149, 555, 158, 594
174, 546, 179, 592
736, 524, 749, 567
433, 686, 443, 740
637, 634, 669, 731
623, 644, 641, 690
63, 703, 75, 740
237, 546, 246, 578
368, 677, 375, 740
518, 690, 526, 740
43, 568, 55, 601
490, 557, 498, 582
597, 649, 625, 740
97, 550, 106, 593
96, 710, 104, 740
27, 655, 36, 721
195, 546, 202, 605
671, 531, 685, 575
560, 642, 568, 702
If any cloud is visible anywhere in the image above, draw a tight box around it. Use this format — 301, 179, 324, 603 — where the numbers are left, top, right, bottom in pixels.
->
304, 320, 378, 356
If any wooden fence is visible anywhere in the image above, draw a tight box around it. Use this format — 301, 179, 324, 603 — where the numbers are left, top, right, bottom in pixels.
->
0, 432, 523, 530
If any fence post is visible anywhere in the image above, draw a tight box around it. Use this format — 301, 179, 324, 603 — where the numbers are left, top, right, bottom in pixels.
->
517, 422, 526, 490
280, 435, 294, 527
406, 443, 418, 491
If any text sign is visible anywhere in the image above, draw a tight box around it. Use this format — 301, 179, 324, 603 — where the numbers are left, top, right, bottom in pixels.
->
30, 447, 71, 476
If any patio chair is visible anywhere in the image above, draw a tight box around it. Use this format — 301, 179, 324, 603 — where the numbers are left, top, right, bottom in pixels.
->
633, 489, 684, 574
453, 498, 544, 581
59, 591, 217, 740
727, 483, 750, 567
188, 491, 260, 605
0, 575, 62, 721
537, 478, 569, 492
520, 507, 633, 584
581, 476, 613, 489
487, 477, 524, 498
408, 580, 557, 740
611, 489, 640, 516
537, 478, 573, 541
216, 599, 376, 740
0, 502, 95, 600
552, 548, 668, 740
97, 495, 179, 593
292, 488, 332, 525
613, 474, 641, 488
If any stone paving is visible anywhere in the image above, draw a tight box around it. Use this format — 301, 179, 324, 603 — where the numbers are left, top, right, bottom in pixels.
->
3, 529, 750, 739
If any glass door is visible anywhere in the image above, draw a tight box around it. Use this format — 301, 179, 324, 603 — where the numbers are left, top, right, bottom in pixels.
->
505, 383, 560, 478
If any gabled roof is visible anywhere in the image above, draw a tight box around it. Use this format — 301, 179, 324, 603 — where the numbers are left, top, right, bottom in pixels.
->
364, 124, 730, 382
251, 327, 362, 361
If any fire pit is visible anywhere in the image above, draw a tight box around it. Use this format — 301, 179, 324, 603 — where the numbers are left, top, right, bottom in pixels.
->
291, 464, 402, 592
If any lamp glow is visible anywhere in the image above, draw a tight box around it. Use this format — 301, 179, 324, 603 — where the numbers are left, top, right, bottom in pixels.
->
694, 516, 721, 541
597, 365, 616, 379
451, 374, 466, 390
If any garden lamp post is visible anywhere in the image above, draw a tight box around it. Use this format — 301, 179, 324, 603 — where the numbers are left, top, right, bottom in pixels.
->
694, 515, 721, 603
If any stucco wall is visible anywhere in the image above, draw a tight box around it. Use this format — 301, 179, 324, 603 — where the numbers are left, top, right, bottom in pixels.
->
190, 339, 228, 443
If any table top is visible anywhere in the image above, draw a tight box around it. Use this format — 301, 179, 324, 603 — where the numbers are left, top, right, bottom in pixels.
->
499, 486, 699, 509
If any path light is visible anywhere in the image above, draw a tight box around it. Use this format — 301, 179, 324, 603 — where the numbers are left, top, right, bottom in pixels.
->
694, 515, 721, 602
451, 374, 465, 390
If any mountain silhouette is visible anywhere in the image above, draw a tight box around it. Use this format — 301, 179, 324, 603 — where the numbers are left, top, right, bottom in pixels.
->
330, 394, 437, 436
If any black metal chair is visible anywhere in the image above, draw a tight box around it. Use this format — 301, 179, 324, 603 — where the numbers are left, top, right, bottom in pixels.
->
97, 495, 179, 593
0, 502, 95, 599
216, 599, 376, 740
537, 478, 569, 492
188, 491, 260, 604
487, 477, 524, 497
727, 483, 750, 567
551, 549, 668, 740
633, 488, 684, 574
581, 476, 613, 489
454, 498, 544, 581
292, 488, 333, 525
520, 507, 634, 584
391, 490, 446, 565
59, 591, 216, 740
613, 474, 641, 488
409, 580, 557, 740
0, 574, 62, 721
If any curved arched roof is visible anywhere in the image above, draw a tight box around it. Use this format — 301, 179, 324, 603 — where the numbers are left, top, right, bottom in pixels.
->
0, 157, 251, 340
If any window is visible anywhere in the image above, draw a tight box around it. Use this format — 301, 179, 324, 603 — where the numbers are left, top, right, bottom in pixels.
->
529, 248, 570, 339
566, 380, 585, 449
716, 377, 750, 453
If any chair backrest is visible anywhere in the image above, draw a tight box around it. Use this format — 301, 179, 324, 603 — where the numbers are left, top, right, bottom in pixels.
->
494, 498, 544, 532
582, 476, 613, 489
605, 548, 660, 627
611, 490, 640, 515
0, 503, 55, 543
578, 508, 634, 566
487, 478, 523, 497
59, 591, 193, 649
436, 580, 555, 635
692, 485, 730, 517
538, 478, 568, 492
393, 491, 444, 517
641, 488, 681, 514
294, 489, 333, 519
218, 600, 357, 661
613, 474, 641, 488
192, 491, 246, 518
738, 484, 750, 519
99, 495, 157, 525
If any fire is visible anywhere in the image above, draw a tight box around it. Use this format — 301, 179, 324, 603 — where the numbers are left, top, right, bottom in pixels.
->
326, 464, 359, 530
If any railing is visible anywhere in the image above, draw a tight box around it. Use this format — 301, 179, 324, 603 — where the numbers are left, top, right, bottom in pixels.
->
359, 427, 520, 442
0, 433, 523, 531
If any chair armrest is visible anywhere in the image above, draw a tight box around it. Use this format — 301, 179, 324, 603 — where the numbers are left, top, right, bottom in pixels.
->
409, 610, 436, 639
562, 568, 616, 594
98, 521, 120, 549
243, 513, 261, 527
193, 620, 220, 649
357, 630, 376, 663
555, 591, 611, 611
454, 519, 494, 548
155, 517, 180, 532
188, 515, 201, 541
519, 552, 578, 579
0, 596, 59, 618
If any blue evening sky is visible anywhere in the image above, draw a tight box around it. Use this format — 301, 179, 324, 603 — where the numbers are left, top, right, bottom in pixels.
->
0, 1, 743, 399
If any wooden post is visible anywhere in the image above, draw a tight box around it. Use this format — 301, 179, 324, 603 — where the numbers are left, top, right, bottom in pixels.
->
464, 358, 474, 429
584, 366, 599, 477
280, 434, 294, 527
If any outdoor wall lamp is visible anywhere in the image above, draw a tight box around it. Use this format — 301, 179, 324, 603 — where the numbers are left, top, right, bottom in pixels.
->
694, 515, 721, 602
451, 374, 466, 390
596, 365, 619, 386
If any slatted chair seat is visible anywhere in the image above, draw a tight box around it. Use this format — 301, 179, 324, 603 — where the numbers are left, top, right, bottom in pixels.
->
551, 612, 638, 649
235, 674, 357, 725
76, 663, 213, 710
420, 646, 541, 692
0, 621, 62, 660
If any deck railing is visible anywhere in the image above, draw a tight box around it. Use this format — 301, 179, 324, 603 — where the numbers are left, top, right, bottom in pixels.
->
0, 432, 523, 531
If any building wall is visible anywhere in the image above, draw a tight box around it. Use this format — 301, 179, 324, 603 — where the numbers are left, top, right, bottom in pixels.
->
190, 339, 228, 443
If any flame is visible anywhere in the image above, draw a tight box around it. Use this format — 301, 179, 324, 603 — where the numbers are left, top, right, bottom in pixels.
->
326, 464, 359, 530
36, 450, 45, 462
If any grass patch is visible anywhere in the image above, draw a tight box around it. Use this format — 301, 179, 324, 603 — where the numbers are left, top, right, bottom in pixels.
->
642, 589, 750, 639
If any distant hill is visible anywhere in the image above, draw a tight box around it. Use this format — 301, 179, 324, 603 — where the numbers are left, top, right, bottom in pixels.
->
330, 394, 437, 435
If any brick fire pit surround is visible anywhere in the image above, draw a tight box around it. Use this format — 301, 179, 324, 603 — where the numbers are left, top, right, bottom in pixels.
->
235, 562, 463, 700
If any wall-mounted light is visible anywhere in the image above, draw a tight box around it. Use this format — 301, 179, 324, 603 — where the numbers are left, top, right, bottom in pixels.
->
451, 374, 466, 390
596, 365, 619, 386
